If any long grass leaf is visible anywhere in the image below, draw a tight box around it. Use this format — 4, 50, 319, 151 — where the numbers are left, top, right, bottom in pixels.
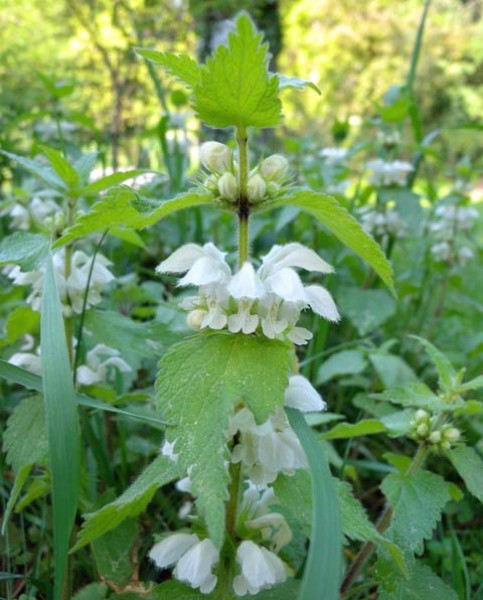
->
286, 407, 342, 600
40, 253, 81, 600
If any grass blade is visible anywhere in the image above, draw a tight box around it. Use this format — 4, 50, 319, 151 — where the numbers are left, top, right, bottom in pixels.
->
40, 253, 81, 600
286, 407, 342, 600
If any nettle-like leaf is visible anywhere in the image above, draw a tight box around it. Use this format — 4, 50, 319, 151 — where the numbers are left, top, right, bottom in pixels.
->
192, 14, 282, 129
322, 418, 387, 440
337, 287, 397, 336
0, 231, 50, 270
135, 49, 201, 88
270, 190, 395, 295
381, 468, 452, 554
446, 445, 483, 502
371, 382, 450, 412
91, 518, 138, 588
155, 332, 292, 547
54, 187, 213, 248
0, 149, 66, 190
409, 335, 455, 392
38, 144, 80, 188
276, 74, 321, 94
73, 455, 182, 550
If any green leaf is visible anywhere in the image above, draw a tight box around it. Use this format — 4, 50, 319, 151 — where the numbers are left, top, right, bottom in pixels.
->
371, 382, 447, 412
192, 14, 281, 129
337, 287, 397, 336
381, 469, 451, 554
77, 170, 153, 196
322, 419, 386, 440
409, 336, 455, 392
286, 408, 342, 600
74, 152, 98, 183
316, 349, 367, 384
0, 150, 66, 190
272, 190, 395, 294
38, 144, 80, 188
0, 231, 50, 270
456, 374, 483, 393
92, 519, 138, 587
135, 49, 200, 88
276, 74, 321, 95
156, 332, 292, 547
0, 359, 166, 427
150, 579, 300, 600
73, 455, 181, 550
41, 253, 81, 600
369, 353, 418, 389
72, 583, 108, 600
446, 445, 483, 502
377, 559, 458, 600
4, 306, 40, 344
54, 187, 213, 248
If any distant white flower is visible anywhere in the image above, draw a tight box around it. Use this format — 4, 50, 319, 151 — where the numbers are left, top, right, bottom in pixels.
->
360, 208, 406, 239
366, 159, 413, 187
233, 540, 286, 596
319, 147, 348, 165
76, 344, 131, 386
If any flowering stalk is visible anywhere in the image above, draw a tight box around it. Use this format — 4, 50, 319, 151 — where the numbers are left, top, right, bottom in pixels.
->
237, 126, 249, 266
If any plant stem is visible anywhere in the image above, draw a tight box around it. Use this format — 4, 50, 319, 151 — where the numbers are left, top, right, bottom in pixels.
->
64, 199, 76, 366
236, 126, 249, 268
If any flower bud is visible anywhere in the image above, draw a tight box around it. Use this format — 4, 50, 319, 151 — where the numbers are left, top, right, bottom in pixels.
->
428, 431, 441, 444
261, 154, 288, 180
443, 427, 460, 444
247, 174, 267, 202
415, 409, 428, 422
266, 181, 280, 197
200, 141, 232, 173
218, 172, 238, 202
416, 423, 428, 437
440, 440, 451, 451
187, 309, 206, 330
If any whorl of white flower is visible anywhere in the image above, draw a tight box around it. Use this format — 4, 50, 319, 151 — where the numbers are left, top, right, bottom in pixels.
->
217, 172, 238, 202
173, 537, 220, 594
75, 344, 131, 386
247, 174, 267, 202
200, 141, 233, 173
260, 154, 288, 180
284, 375, 326, 412
233, 540, 286, 596
366, 158, 413, 187
431, 241, 452, 263
377, 130, 401, 148
6, 250, 114, 316
319, 147, 348, 165
149, 533, 199, 569
360, 208, 406, 239
457, 245, 474, 265
8, 351, 42, 375
1, 196, 61, 232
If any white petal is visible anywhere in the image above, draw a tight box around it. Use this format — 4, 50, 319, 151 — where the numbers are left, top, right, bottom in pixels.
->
174, 538, 219, 590
304, 285, 340, 321
228, 262, 265, 299
179, 256, 228, 287
236, 541, 286, 591
76, 365, 102, 386
264, 268, 306, 304
8, 352, 42, 375
284, 375, 326, 412
156, 244, 206, 274
149, 533, 199, 569
286, 327, 313, 345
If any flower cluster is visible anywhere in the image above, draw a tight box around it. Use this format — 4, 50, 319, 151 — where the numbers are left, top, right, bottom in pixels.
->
409, 409, 461, 452
429, 204, 478, 267
0, 195, 62, 232
150, 374, 325, 596
359, 207, 406, 241
366, 158, 413, 187
6, 249, 114, 317
200, 141, 288, 205
156, 242, 339, 345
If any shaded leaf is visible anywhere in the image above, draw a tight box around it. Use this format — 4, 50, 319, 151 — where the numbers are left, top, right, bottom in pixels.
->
0, 231, 50, 270
446, 445, 483, 502
322, 419, 386, 440
316, 349, 367, 384
337, 287, 396, 335
39, 144, 79, 188
0, 150, 66, 190
135, 49, 200, 88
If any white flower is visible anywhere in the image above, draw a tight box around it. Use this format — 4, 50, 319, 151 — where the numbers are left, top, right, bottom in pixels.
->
247, 174, 267, 202
259, 243, 334, 277
284, 375, 325, 412
200, 141, 232, 173
174, 538, 220, 594
8, 351, 42, 375
260, 154, 288, 180
366, 159, 413, 187
233, 541, 286, 596
75, 344, 131, 386
319, 147, 348, 165
218, 172, 238, 201
149, 533, 199, 569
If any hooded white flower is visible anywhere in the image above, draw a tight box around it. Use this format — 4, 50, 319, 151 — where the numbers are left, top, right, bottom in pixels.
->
233, 541, 286, 596
284, 375, 326, 412
8, 350, 42, 375
149, 533, 199, 569
75, 344, 131, 386
173, 538, 220, 594
227, 263, 265, 334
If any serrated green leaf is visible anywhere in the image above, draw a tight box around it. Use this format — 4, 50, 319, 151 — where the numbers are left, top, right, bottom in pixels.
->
276, 74, 321, 95
409, 336, 455, 392
377, 558, 458, 600
337, 287, 397, 335
135, 49, 201, 88
380, 409, 415, 438
92, 519, 138, 587
456, 374, 483, 393
73, 455, 181, 550
322, 419, 386, 440
0, 150, 66, 190
316, 349, 367, 384
193, 14, 281, 129
285, 408, 342, 600
371, 382, 446, 412
381, 469, 451, 554
38, 144, 80, 188
53, 187, 213, 248
272, 190, 395, 294
41, 253, 81, 600
446, 445, 483, 502
0, 231, 50, 270
369, 354, 418, 389
77, 170, 153, 196
156, 332, 292, 547
74, 152, 98, 184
